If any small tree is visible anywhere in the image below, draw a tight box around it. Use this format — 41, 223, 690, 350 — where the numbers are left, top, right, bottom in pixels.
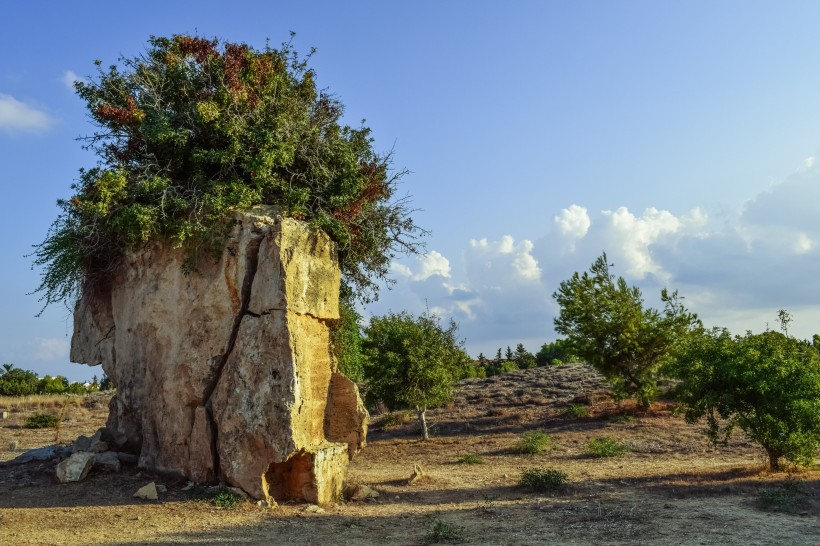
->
671, 325, 820, 471
513, 343, 537, 369
553, 252, 698, 408
362, 311, 472, 439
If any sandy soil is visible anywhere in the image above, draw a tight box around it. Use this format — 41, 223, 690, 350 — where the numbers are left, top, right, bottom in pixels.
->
0, 364, 818, 545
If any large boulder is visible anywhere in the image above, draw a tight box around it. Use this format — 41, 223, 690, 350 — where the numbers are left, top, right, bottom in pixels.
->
71, 206, 368, 504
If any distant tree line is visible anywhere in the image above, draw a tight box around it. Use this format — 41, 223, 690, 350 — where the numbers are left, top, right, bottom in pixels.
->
0, 363, 112, 396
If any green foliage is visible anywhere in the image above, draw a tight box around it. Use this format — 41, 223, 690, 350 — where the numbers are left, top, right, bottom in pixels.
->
553, 252, 698, 408
0, 364, 39, 396
515, 430, 554, 454
32, 34, 424, 311
586, 436, 630, 457
513, 343, 536, 369
24, 412, 60, 429
757, 476, 806, 513
535, 339, 576, 367
380, 411, 413, 428
670, 324, 820, 470
457, 453, 485, 465
484, 359, 519, 377
330, 298, 367, 382
363, 311, 472, 439
564, 404, 590, 418
519, 468, 568, 491
424, 519, 465, 545
212, 489, 241, 509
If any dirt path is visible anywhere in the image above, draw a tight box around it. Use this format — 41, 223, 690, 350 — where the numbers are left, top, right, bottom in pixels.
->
1, 365, 818, 545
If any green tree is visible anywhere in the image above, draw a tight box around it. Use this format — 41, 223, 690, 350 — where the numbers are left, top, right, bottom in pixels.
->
330, 298, 367, 383
671, 325, 820, 471
535, 339, 575, 366
32, 34, 424, 311
513, 343, 536, 369
362, 311, 472, 440
553, 252, 698, 409
0, 365, 39, 396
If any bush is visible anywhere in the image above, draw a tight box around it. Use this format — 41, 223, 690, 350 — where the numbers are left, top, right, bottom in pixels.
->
564, 404, 590, 418
424, 519, 465, 545
457, 453, 484, 465
24, 412, 60, 429
671, 323, 820, 470
586, 436, 629, 457
212, 490, 241, 509
519, 468, 568, 491
515, 431, 553, 455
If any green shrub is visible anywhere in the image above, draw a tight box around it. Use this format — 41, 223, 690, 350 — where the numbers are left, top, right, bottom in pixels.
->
519, 468, 568, 491
515, 430, 553, 455
424, 519, 465, 544
564, 404, 589, 418
608, 414, 635, 423
757, 475, 805, 513
586, 436, 629, 457
212, 489, 241, 509
24, 412, 60, 429
457, 453, 484, 465
380, 411, 412, 428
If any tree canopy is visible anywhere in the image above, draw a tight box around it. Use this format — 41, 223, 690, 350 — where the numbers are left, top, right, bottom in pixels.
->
33, 34, 424, 309
362, 311, 472, 439
671, 324, 820, 470
553, 252, 698, 408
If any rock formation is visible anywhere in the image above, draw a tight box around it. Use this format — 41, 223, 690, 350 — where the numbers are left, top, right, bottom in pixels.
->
70, 206, 367, 504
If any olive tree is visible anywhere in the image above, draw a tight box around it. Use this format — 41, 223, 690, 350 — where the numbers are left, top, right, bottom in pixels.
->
553, 253, 698, 408
671, 324, 820, 471
33, 34, 425, 310
362, 311, 472, 440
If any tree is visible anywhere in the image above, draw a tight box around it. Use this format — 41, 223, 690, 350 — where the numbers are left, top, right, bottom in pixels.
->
330, 298, 367, 383
32, 34, 425, 311
553, 252, 698, 408
513, 343, 536, 369
0, 365, 39, 396
535, 339, 575, 366
505, 346, 514, 361
671, 325, 820, 471
362, 311, 472, 439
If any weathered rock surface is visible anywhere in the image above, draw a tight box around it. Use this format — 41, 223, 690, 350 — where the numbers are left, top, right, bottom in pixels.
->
134, 482, 158, 500
55, 452, 95, 483
71, 206, 368, 504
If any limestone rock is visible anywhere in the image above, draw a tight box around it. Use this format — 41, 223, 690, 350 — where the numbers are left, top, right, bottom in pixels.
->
56, 452, 95, 483
406, 464, 425, 485
72, 435, 91, 453
134, 482, 158, 500
70, 207, 366, 504
343, 483, 379, 501
94, 451, 121, 472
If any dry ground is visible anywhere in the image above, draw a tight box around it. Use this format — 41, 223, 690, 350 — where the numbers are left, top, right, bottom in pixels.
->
0, 364, 818, 545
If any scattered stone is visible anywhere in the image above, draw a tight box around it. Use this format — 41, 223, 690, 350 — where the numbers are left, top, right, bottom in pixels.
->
116, 452, 138, 464
134, 482, 159, 500
56, 452, 95, 483
256, 499, 273, 508
72, 435, 91, 453
88, 430, 109, 453
406, 464, 425, 485
10, 445, 72, 465
343, 483, 380, 501
304, 504, 324, 514
93, 451, 121, 472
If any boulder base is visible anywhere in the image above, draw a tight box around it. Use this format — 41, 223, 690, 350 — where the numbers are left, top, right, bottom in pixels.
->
71, 207, 368, 503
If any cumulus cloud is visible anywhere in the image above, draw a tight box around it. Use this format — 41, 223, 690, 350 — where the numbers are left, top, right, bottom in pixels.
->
0, 94, 52, 132
554, 204, 590, 242
469, 236, 541, 281
33, 337, 68, 361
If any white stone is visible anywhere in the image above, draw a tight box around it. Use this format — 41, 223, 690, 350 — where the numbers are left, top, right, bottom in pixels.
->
55, 452, 95, 483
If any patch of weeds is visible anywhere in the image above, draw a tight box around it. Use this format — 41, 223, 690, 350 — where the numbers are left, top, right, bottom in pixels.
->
24, 412, 59, 429
189, 486, 241, 509
608, 414, 635, 424
424, 518, 465, 544
212, 489, 241, 509
519, 467, 569, 491
381, 411, 412, 428
515, 430, 554, 455
564, 404, 590, 418
477, 494, 499, 514
586, 436, 629, 457
757, 476, 805, 513
458, 453, 484, 465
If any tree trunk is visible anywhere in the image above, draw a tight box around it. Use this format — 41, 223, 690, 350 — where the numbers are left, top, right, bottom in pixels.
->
766, 448, 782, 471
417, 407, 429, 440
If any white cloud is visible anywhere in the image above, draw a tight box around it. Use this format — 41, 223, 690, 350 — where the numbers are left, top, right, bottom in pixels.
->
390, 261, 413, 278
469, 235, 541, 281
414, 251, 451, 281
554, 204, 590, 239
0, 93, 52, 132
794, 233, 813, 254
61, 70, 81, 91
33, 337, 68, 361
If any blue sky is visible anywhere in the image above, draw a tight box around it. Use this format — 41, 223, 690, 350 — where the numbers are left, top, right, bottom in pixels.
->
4, 1, 820, 380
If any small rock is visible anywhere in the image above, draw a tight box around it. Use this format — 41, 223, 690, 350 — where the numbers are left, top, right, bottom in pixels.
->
93, 451, 121, 472
181, 481, 195, 491
72, 435, 91, 453
88, 430, 108, 453
0, 410, 9, 420
56, 452, 95, 483
116, 452, 139, 464
134, 482, 158, 500
256, 500, 272, 508
11, 445, 71, 464
343, 483, 379, 501
304, 504, 324, 514
406, 464, 425, 485
156, 484, 168, 493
